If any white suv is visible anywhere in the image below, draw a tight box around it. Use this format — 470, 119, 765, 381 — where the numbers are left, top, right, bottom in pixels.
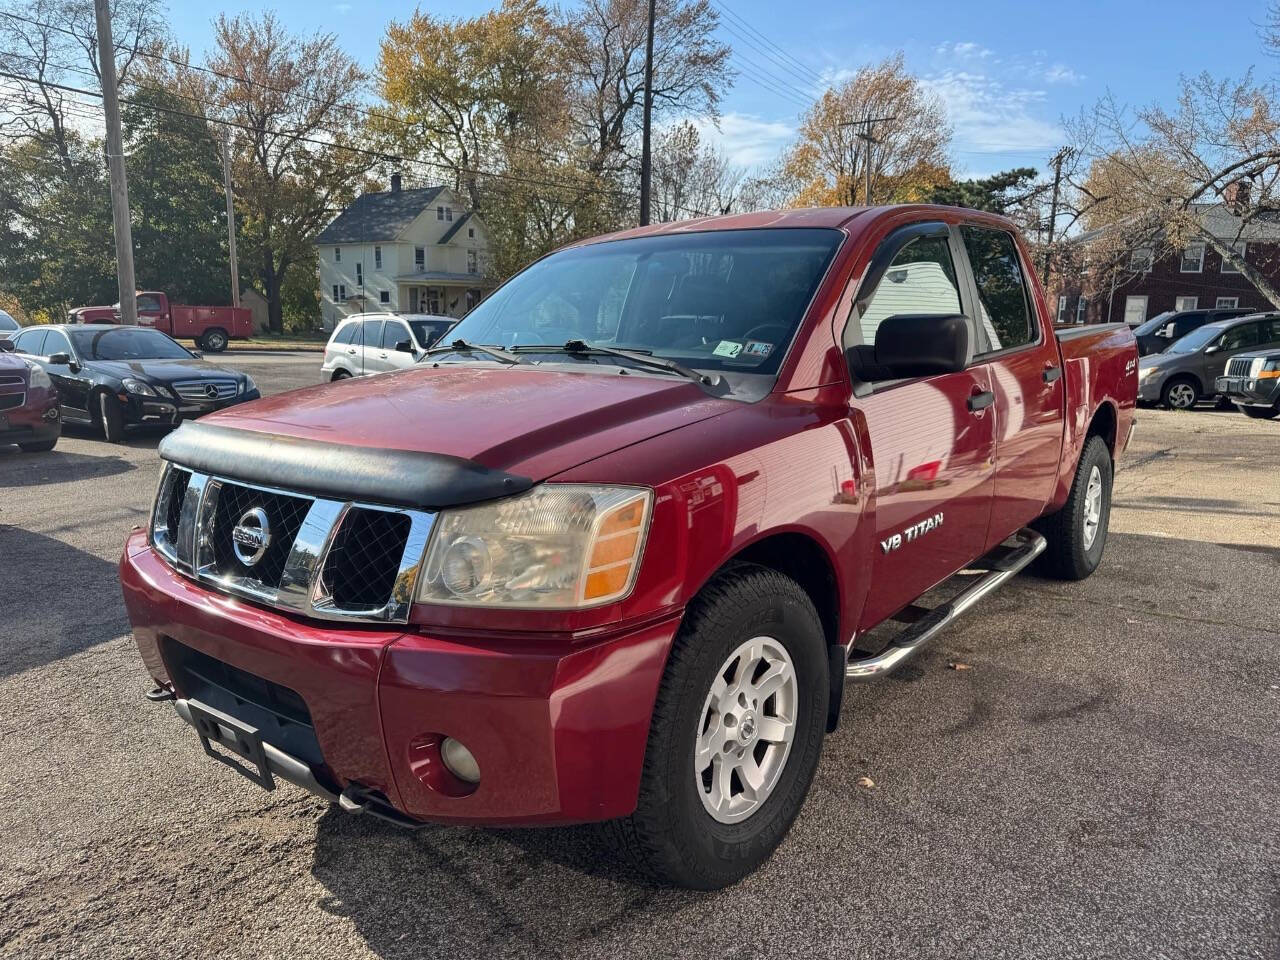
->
321, 313, 455, 380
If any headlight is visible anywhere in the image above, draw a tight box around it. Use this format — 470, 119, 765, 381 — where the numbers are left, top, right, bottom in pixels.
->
25, 361, 52, 390
417, 484, 652, 608
1138, 365, 1159, 380
121, 377, 158, 396
240, 375, 257, 395
1250, 357, 1267, 378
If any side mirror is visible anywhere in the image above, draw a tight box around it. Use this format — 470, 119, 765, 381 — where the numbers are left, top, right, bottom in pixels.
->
866, 314, 970, 380
48, 352, 71, 365
395, 339, 415, 354
1204, 344, 1220, 355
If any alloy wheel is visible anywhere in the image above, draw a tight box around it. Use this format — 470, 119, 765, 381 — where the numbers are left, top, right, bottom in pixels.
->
1082, 464, 1103, 549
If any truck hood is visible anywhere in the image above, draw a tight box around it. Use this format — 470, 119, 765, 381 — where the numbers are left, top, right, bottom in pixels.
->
204, 363, 738, 481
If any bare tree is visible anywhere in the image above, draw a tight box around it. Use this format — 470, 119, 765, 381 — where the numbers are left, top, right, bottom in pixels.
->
780, 53, 950, 207
651, 120, 742, 220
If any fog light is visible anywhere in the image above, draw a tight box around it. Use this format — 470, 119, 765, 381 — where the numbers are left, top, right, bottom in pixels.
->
440, 737, 480, 784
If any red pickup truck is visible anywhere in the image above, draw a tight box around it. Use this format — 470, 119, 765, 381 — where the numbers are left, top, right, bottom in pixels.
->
68, 291, 252, 352
121, 205, 1137, 889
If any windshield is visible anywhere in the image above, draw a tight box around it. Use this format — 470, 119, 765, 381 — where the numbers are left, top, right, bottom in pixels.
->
1167, 325, 1222, 353
69, 328, 193, 361
1133, 312, 1176, 337
440, 228, 843, 376
408, 319, 453, 348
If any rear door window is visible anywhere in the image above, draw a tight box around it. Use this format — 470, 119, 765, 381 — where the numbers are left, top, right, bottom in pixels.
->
15, 329, 47, 356
361, 319, 384, 349
961, 226, 1035, 354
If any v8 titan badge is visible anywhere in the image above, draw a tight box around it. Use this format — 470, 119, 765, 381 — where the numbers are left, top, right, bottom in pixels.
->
880, 512, 944, 553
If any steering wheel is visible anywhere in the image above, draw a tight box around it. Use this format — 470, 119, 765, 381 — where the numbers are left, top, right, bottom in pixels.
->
741, 324, 790, 344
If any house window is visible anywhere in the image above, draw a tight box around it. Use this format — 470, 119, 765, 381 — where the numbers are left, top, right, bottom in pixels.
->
338, 284, 347, 301
1175, 296, 1198, 311
379, 290, 390, 304
356, 262, 363, 285
1076, 297, 1087, 324
1057, 295, 1068, 323
1180, 244, 1205, 273
467, 249, 478, 275
332, 284, 339, 302
1216, 296, 1239, 308
374, 246, 382, 270
1123, 296, 1148, 324
426, 287, 442, 313
1130, 248, 1153, 272
334, 247, 341, 263
1220, 242, 1245, 274
437, 205, 452, 221
414, 246, 425, 269
467, 227, 475, 238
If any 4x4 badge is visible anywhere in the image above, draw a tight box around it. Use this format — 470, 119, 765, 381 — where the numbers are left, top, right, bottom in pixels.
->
231, 507, 272, 566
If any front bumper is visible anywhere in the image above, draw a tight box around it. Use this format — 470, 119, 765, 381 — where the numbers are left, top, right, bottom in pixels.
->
1136, 372, 1166, 402
124, 388, 261, 426
0, 390, 60, 444
120, 530, 680, 825
1215, 376, 1279, 408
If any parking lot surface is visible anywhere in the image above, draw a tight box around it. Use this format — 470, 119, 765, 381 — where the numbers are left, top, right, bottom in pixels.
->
1, 356, 1277, 960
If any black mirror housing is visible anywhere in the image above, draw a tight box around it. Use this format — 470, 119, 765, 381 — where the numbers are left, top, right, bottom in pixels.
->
0, 339, 13, 353
395, 339, 415, 353
48, 352, 72, 365
869, 314, 970, 380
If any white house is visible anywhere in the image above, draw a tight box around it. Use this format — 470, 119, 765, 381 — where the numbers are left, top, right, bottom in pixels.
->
315, 175, 493, 329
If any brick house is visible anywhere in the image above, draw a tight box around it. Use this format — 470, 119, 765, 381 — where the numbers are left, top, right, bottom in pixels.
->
1053, 202, 1280, 325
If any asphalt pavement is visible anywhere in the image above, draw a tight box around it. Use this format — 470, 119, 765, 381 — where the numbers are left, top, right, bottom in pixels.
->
1, 361, 1277, 960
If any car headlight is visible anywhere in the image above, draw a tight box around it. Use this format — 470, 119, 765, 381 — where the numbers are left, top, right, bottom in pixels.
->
121, 377, 158, 396
240, 375, 257, 395
1249, 357, 1267, 378
1138, 365, 1159, 380
25, 361, 52, 390
417, 484, 652, 608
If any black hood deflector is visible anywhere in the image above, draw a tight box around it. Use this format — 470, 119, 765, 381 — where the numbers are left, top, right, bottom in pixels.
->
158, 420, 533, 509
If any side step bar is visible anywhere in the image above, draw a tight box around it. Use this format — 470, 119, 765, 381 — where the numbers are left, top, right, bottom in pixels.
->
845, 528, 1046, 682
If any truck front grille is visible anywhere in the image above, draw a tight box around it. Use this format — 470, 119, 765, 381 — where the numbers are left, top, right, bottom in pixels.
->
1227, 357, 1253, 377
148, 463, 432, 623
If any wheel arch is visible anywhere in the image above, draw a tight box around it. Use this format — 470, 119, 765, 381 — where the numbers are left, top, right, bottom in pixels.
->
1086, 399, 1118, 457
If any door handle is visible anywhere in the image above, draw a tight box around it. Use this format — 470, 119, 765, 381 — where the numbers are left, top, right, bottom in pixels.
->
379, 352, 388, 358
347, 348, 356, 355
1042, 365, 1062, 383
967, 390, 995, 412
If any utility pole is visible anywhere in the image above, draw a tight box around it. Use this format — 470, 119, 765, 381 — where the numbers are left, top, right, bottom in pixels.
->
839, 115, 894, 205
220, 130, 240, 309
638, 0, 656, 226
94, 0, 137, 325
1041, 146, 1073, 285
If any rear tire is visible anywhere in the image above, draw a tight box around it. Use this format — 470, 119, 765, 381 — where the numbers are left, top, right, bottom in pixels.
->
1033, 435, 1113, 581
604, 563, 828, 889
96, 390, 126, 443
201, 328, 229, 353
18, 436, 57, 452
1240, 404, 1280, 420
331, 369, 352, 381
1161, 376, 1199, 410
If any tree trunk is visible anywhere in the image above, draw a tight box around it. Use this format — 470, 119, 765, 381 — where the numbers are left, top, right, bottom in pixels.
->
261, 251, 283, 334
1198, 230, 1280, 309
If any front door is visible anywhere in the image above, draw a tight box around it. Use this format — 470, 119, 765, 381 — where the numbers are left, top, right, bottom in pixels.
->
848, 224, 997, 630
1203, 320, 1263, 388
39, 329, 91, 417
957, 224, 1066, 546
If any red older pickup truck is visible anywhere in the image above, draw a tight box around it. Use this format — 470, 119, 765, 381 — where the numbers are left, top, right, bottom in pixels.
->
121, 205, 1137, 888
69, 291, 252, 352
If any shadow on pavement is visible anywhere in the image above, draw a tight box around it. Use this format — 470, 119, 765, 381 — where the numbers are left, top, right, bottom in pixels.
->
0, 448, 136, 488
0, 525, 128, 679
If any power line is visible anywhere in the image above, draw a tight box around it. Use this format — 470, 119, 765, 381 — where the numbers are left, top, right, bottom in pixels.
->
715, 16, 822, 94
710, 0, 826, 86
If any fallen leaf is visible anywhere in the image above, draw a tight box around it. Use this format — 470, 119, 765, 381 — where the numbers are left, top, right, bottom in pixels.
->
948, 661, 972, 671
857, 775, 875, 789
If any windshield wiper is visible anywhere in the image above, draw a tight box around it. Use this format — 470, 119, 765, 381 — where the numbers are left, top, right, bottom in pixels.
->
421, 339, 521, 365
512, 339, 718, 385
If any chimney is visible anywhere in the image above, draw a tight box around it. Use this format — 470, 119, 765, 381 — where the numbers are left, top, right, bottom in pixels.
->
390, 173, 402, 193
1224, 179, 1250, 212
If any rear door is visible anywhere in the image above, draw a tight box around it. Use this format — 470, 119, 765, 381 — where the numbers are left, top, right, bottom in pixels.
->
957, 224, 1066, 548
359, 319, 387, 374
848, 222, 997, 630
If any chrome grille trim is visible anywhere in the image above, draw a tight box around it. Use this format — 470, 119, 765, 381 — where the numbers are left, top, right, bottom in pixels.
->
171, 378, 239, 401
147, 466, 433, 623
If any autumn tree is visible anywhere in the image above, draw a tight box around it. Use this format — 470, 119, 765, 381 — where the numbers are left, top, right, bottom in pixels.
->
560, 0, 732, 182
780, 53, 950, 207
652, 121, 744, 220
205, 13, 373, 332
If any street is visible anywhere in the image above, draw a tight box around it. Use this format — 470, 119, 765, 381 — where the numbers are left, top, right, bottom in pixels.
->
0, 354, 1277, 960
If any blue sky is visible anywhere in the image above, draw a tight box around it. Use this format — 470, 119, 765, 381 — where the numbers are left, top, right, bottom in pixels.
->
166, 0, 1273, 179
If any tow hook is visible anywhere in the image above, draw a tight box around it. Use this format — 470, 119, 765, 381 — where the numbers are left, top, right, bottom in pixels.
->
145, 686, 176, 702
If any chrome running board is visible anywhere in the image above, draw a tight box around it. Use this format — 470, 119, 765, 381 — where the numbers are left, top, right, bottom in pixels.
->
845, 528, 1046, 682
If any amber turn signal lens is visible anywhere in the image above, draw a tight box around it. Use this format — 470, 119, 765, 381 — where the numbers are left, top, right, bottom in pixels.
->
581, 496, 650, 602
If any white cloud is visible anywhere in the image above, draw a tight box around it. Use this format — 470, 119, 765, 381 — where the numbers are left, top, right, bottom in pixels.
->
936, 41, 993, 60
923, 69, 1062, 174
694, 113, 795, 169
333, 2, 352, 12
1043, 63, 1084, 85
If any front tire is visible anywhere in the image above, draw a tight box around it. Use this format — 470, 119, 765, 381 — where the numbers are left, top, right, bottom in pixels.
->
606, 563, 828, 889
96, 390, 126, 443
1033, 434, 1113, 580
1240, 403, 1280, 420
18, 436, 58, 452
1161, 376, 1199, 410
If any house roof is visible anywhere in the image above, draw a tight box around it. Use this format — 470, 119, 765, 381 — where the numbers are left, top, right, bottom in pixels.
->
438, 212, 473, 244
315, 186, 446, 244
1070, 202, 1280, 248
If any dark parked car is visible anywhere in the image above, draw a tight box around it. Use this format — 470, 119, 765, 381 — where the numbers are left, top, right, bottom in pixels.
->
1216, 347, 1280, 419
0, 309, 18, 336
1137, 312, 1280, 408
0, 339, 61, 451
1131, 307, 1252, 357
8, 324, 260, 442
